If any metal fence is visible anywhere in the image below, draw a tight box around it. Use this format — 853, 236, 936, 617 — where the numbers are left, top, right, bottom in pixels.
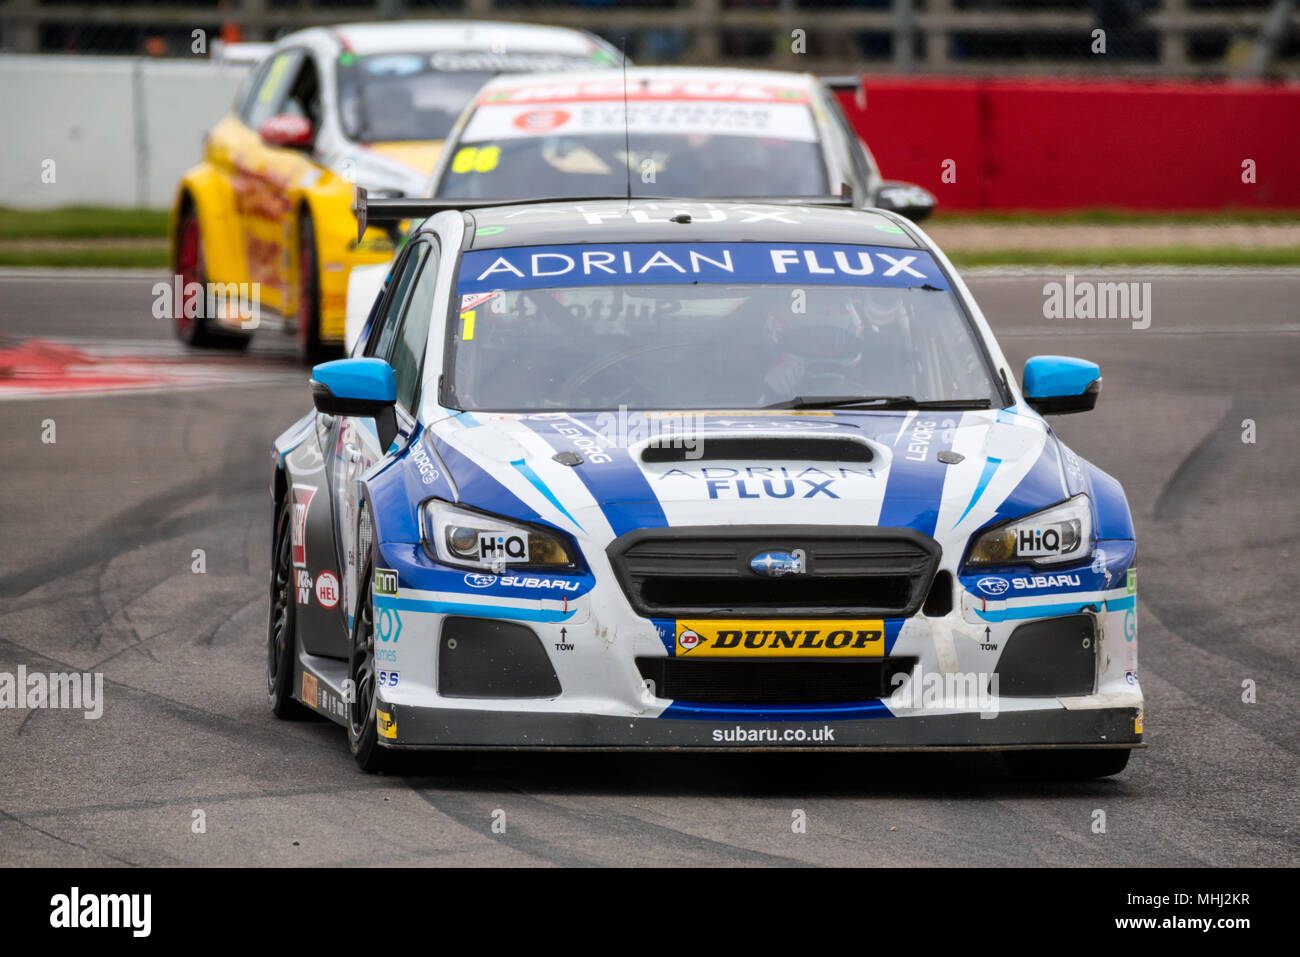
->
1, 0, 1296, 77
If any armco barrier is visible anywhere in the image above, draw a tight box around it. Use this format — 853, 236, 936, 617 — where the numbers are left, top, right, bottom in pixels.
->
834, 78, 1300, 211
0, 55, 248, 209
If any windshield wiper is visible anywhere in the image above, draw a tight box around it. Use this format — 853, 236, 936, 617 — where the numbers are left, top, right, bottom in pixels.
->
763, 395, 994, 410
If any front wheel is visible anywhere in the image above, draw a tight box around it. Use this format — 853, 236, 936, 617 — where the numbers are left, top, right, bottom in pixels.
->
174, 202, 252, 351
267, 502, 308, 719
1003, 748, 1131, 780
347, 562, 399, 772
296, 211, 338, 366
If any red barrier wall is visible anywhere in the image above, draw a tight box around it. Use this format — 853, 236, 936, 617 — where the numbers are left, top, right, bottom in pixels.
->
834, 78, 1300, 211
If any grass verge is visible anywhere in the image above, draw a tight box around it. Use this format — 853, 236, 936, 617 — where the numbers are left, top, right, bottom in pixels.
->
0, 207, 169, 240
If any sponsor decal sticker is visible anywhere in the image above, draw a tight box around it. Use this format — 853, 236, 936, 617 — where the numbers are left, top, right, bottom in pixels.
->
374, 568, 399, 598
376, 608, 402, 643
674, 619, 884, 657
408, 439, 440, 485
713, 725, 836, 744
1009, 573, 1081, 590
477, 531, 530, 563
976, 576, 1010, 597
290, 485, 316, 568
315, 571, 340, 609
464, 573, 498, 589
1134, 709, 1144, 734
1015, 526, 1065, 558
301, 671, 318, 709
377, 709, 397, 739
296, 569, 312, 605
457, 242, 948, 295
1127, 567, 1137, 595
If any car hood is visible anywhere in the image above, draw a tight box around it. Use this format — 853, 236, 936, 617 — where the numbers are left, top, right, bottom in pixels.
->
365, 141, 445, 176
424, 408, 1080, 556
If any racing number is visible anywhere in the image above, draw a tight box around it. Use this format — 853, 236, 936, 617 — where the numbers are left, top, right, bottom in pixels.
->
451, 146, 501, 174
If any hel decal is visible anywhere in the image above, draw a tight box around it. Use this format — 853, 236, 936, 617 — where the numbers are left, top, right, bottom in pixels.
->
314, 571, 340, 609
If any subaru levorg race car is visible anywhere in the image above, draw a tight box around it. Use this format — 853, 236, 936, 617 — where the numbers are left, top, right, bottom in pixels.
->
170, 21, 620, 360
343, 67, 934, 351
269, 194, 1141, 778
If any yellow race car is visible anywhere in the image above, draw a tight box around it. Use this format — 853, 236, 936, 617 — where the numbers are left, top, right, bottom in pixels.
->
169, 21, 621, 361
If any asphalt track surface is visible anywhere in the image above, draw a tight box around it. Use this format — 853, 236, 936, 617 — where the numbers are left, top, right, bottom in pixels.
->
0, 267, 1296, 867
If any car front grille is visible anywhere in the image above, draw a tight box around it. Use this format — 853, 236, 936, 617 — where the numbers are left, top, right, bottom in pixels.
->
607, 525, 941, 618
636, 657, 918, 705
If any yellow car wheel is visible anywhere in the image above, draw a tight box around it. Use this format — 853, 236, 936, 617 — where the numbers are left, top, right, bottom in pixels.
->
296, 211, 338, 366
174, 202, 251, 352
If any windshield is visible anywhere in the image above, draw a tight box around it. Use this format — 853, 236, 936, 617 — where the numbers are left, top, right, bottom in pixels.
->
436, 81, 830, 198
444, 242, 999, 411
336, 52, 611, 143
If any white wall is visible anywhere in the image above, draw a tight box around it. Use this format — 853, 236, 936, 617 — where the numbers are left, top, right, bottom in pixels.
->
0, 55, 251, 209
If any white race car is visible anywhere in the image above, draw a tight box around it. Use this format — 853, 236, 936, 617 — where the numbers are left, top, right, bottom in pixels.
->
344, 66, 934, 352
276, 194, 1141, 779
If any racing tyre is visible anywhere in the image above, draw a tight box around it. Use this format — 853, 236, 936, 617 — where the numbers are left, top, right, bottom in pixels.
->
268, 502, 309, 719
1003, 748, 1131, 780
296, 211, 339, 366
347, 562, 400, 773
174, 202, 252, 351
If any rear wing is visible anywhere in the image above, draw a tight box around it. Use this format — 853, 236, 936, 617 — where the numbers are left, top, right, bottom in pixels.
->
822, 74, 867, 111
352, 187, 854, 244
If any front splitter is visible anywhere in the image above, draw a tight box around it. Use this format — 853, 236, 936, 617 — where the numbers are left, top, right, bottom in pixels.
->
377, 703, 1143, 751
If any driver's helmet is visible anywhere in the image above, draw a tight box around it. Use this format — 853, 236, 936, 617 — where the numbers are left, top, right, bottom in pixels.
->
860, 287, 911, 333
766, 295, 865, 366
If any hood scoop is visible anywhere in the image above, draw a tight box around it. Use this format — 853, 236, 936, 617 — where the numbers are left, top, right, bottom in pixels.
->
640, 435, 873, 464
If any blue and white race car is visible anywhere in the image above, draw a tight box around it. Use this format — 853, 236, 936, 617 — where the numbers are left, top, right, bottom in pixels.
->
269, 194, 1142, 778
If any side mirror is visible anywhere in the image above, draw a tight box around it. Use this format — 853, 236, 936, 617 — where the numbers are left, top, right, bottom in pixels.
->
1022, 356, 1101, 415
259, 113, 314, 150
872, 180, 935, 222
311, 358, 399, 449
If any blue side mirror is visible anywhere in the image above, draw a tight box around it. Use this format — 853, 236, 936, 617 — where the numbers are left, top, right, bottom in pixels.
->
311, 357, 398, 447
1022, 356, 1101, 415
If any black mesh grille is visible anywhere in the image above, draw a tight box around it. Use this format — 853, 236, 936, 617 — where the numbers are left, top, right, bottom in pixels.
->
637, 657, 917, 705
608, 525, 941, 618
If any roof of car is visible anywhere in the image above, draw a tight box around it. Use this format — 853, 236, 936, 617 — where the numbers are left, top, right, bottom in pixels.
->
462, 200, 921, 249
472, 65, 825, 101
301, 21, 610, 56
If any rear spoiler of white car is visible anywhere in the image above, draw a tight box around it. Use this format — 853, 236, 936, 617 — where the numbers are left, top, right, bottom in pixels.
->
822, 74, 867, 110
212, 41, 273, 66
352, 186, 855, 244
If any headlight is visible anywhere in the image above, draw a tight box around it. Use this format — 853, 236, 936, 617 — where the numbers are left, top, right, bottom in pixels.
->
421, 501, 575, 572
966, 494, 1093, 567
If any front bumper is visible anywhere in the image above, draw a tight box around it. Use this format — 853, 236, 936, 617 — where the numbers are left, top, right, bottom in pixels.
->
369, 539, 1144, 751
377, 701, 1142, 751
